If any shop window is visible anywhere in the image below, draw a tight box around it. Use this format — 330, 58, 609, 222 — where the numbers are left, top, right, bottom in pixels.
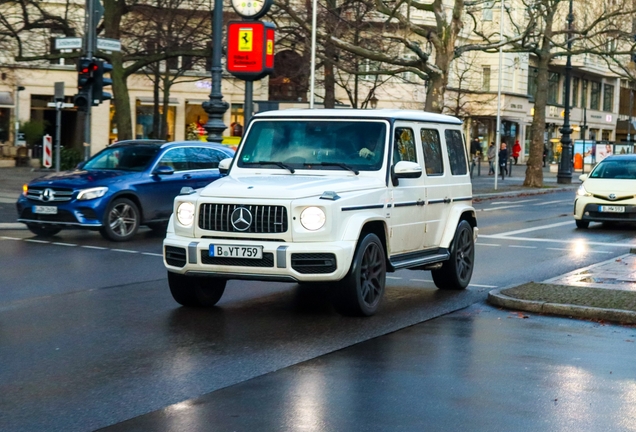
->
135, 103, 176, 141
185, 103, 208, 141
231, 104, 244, 136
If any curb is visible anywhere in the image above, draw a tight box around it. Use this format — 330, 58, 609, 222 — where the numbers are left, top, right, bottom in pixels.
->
487, 288, 636, 325
473, 186, 577, 200
0, 223, 26, 230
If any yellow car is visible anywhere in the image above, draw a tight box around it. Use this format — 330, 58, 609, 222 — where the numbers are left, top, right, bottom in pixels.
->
574, 154, 636, 229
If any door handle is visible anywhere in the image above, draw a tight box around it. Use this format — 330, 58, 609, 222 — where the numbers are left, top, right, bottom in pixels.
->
443, 198, 451, 204
417, 199, 425, 206
183, 174, 192, 179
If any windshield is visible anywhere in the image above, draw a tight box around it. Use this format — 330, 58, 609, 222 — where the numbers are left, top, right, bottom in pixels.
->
83, 145, 160, 172
237, 120, 387, 172
589, 159, 636, 179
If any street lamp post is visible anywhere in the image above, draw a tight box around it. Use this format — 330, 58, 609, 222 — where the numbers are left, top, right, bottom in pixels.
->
14, 85, 25, 147
202, 0, 228, 143
557, 0, 574, 184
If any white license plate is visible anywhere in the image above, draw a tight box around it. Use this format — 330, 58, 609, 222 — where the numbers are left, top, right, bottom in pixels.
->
33, 206, 58, 215
598, 205, 625, 213
210, 245, 263, 259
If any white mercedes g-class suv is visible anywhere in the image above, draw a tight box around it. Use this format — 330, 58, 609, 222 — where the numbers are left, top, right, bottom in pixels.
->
163, 109, 477, 316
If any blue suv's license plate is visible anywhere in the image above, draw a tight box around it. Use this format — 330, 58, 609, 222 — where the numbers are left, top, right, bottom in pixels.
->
210, 245, 263, 259
33, 205, 57, 215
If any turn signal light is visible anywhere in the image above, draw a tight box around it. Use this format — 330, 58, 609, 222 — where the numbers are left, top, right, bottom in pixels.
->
22, 184, 28, 196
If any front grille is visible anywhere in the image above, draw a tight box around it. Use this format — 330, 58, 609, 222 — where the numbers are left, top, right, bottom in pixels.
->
165, 246, 187, 267
20, 208, 77, 223
291, 253, 337, 274
26, 187, 74, 202
199, 204, 288, 233
591, 194, 634, 202
200, 250, 274, 267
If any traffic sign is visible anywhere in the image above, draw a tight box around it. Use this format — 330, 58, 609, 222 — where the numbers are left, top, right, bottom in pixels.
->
55, 37, 83, 50
47, 102, 75, 108
96, 38, 122, 52
43, 135, 52, 168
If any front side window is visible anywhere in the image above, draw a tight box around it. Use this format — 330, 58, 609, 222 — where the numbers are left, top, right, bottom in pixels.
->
420, 129, 444, 175
445, 129, 468, 175
237, 120, 387, 171
393, 127, 417, 163
83, 145, 160, 171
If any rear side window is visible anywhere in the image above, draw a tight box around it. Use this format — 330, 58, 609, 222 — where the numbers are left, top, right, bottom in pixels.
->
445, 129, 468, 175
393, 127, 417, 163
186, 147, 226, 169
420, 129, 444, 175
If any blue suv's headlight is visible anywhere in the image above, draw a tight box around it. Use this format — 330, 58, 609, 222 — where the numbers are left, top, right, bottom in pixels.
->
77, 186, 108, 201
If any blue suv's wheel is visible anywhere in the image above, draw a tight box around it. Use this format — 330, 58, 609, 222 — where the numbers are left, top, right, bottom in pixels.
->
100, 197, 140, 242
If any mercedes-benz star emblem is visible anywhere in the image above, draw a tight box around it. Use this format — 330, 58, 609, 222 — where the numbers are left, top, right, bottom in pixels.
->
609, 193, 616, 200
40, 188, 55, 202
231, 207, 253, 231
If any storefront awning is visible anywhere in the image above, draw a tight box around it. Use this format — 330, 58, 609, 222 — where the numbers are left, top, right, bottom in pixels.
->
136, 96, 179, 106
0, 91, 14, 107
186, 99, 207, 105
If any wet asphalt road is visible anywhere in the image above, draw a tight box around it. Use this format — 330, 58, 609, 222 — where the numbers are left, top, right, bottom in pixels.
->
1, 190, 636, 431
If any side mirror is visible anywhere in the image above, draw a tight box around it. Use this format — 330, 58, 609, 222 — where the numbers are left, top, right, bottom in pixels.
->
76, 161, 86, 170
219, 158, 232, 175
579, 174, 588, 182
394, 161, 423, 179
153, 165, 175, 176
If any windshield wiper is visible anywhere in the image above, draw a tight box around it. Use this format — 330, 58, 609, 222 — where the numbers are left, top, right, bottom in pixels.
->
243, 161, 295, 173
304, 162, 359, 175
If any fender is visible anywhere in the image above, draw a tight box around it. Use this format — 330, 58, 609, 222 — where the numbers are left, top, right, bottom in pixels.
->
341, 212, 388, 243
438, 204, 477, 249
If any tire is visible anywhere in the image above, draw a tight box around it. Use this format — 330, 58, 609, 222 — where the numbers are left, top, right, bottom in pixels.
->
26, 223, 61, 237
99, 197, 140, 242
575, 220, 589, 229
168, 271, 226, 307
432, 220, 474, 290
331, 233, 386, 317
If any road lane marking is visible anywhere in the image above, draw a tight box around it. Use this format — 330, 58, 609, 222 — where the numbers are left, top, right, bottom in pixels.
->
0, 236, 21, 240
52, 242, 76, 247
82, 245, 108, 250
489, 221, 573, 237
490, 199, 539, 205
111, 249, 139, 254
477, 243, 501, 247
24, 239, 50, 244
588, 250, 612, 254
479, 235, 636, 248
142, 252, 163, 257
480, 205, 524, 212
386, 276, 402, 280
469, 283, 497, 288
533, 199, 569, 206
509, 245, 537, 249
410, 279, 433, 282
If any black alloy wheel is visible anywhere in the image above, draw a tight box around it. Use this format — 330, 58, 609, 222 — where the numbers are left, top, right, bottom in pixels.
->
575, 220, 590, 229
26, 223, 61, 237
168, 272, 227, 307
100, 197, 140, 242
332, 233, 386, 316
432, 220, 474, 290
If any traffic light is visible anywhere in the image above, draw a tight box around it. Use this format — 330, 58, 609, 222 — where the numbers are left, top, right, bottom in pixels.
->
92, 60, 113, 106
74, 57, 97, 111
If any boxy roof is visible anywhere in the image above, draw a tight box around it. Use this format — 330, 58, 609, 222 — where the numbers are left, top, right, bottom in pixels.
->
253, 108, 463, 125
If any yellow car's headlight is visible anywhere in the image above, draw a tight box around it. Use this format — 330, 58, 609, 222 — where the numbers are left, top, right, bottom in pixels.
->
176, 202, 195, 226
300, 206, 326, 231
577, 184, 592, 197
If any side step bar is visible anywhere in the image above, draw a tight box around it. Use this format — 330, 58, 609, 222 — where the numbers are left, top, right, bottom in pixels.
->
389, 250, 450, 270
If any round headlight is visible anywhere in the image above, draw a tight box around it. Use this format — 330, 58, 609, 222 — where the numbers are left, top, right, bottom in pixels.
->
300, 206, 326, 231
177, 202, 195, 226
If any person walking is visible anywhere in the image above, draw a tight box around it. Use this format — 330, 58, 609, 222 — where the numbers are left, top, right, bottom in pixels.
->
487, 141, 496, 175
512, 140, 521, 165
498, 142, 509, 180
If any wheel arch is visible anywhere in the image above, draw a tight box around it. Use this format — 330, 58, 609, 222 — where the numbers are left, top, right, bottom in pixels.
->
108, 191, 144, 221
439, 206, 477, 249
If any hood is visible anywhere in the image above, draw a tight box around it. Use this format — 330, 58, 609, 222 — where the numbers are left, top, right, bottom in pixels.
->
584, 178, 636, 197
28, 170, 135, 189
200, 174, 385, 200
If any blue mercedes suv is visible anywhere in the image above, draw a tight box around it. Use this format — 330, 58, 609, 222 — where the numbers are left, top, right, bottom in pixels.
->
16, 140, 234, 241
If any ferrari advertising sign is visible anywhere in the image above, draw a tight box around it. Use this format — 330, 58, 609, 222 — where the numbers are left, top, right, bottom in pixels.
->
227, 21, 275, 81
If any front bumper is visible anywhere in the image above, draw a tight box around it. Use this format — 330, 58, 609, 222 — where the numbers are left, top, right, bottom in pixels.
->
16, 196, 106, 227
574, 197, 636, 223
163, 234, 357, 282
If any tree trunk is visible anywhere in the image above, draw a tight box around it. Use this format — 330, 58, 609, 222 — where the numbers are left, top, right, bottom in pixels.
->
111, 51, 133, 140
153, 64, 160, 139
524, 56, 550, 187
161, 70, 171, 140
323, 41, 336, 108
425, 72, 447, 113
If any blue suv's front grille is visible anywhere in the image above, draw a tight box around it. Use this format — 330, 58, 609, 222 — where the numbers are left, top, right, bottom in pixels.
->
26, 187, 74, 202
198, 204, 288, 233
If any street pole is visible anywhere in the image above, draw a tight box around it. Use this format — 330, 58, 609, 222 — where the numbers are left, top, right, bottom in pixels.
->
202, 0, 228, 142
83, 0, 95, 161
54, 82, 64, 172
494, 0, 504, 190
244, 81, 253, 125
628, 86, 633, 143
14, 86, 24, 147
557, 0, 574, 184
